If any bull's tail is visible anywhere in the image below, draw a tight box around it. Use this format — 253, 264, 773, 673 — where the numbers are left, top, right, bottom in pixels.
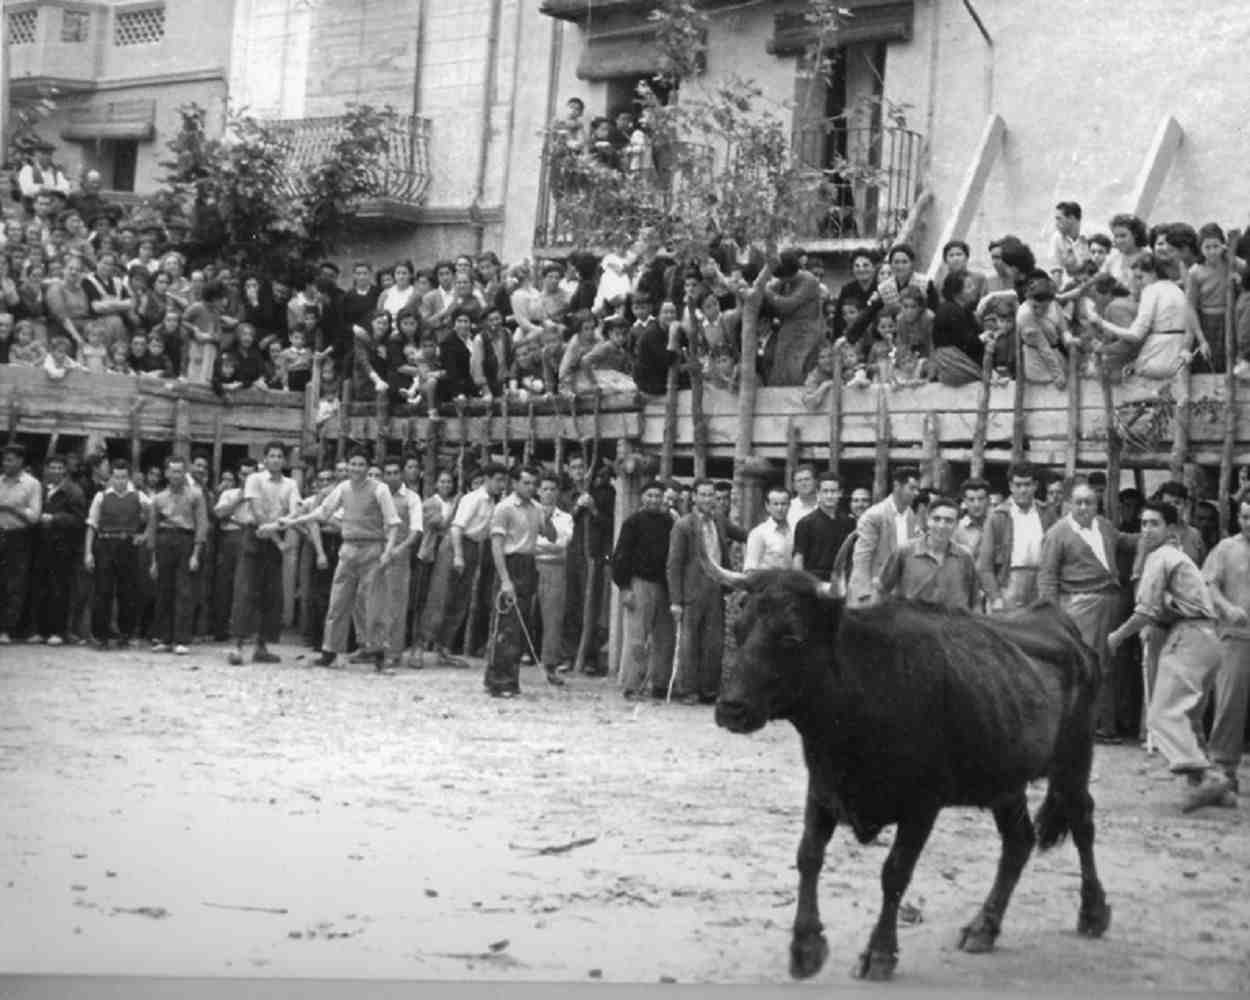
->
1034, 787, 1070, 851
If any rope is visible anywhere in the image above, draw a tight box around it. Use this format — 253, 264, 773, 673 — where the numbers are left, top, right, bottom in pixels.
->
494, 587, 544, 668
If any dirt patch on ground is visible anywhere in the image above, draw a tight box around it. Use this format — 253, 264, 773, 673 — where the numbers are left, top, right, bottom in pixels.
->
2, 640, 1248, 988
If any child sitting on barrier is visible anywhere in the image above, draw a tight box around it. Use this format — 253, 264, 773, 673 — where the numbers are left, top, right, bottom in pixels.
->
106, 337, 133, 376
42, 334, 81, 380
80, 319, 110, 374
145, 330, 176, 378
9, 319, 46, 367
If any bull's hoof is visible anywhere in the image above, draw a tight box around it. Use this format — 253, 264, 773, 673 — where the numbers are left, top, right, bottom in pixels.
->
852, 948, 897, 981
788, 932, 829, 980
957, 917, 1000, 954
1077, 902, 1111, 938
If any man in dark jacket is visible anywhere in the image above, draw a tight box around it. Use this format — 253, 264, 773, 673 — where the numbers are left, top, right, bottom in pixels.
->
612, 479, 675, 699
629, 293, 678, 396
31, 454, 85, 645
977, 461, 1058, 612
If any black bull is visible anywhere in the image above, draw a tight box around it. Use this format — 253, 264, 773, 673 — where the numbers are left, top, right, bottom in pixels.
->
710, 568, 1111, 982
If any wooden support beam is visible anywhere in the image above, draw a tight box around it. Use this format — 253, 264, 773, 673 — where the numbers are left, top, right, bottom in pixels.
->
1169, 382, 1190, 481
926, 114, 1006, 284
1012, 335, 1026, 464
1129, 115, 1184, 221
691, 365, 708, 481
660, 359, 680, 480
971, 350, 993, 478
732, 262, 771, 523
873, 387, 890, 499
1064, 351, 1080, 479
1218, 230, 1242, 535
134, 398, 150, 467
785, 418, 800, 488
1101, 368, 1122, 527
827, 350, 843, 475
335, 378, 352, 464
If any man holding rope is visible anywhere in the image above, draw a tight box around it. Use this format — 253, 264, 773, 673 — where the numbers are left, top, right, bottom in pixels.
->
484, 464, 558, 698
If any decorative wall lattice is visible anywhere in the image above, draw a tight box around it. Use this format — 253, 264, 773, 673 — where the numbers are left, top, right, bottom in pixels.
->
8, 9, 38, 45
113, 5, 165, 46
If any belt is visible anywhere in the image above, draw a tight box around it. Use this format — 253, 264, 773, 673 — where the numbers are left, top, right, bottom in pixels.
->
341, 536, 385, 545
158, 525, 194, 535
219, 524, 242, 533
535, 555, 567, 565
1009, 565, 1039, 572
97, 531, 134, 540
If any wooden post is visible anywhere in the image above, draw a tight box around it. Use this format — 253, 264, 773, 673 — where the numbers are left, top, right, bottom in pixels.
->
1217, 230, 1242, 536
731, 260, 772, 523
1064, 349, 1080, 479
691, 364, 708, 480
423, 416, 441, 491
45, 431, 60, 463
211, 409, 226, 484
455, 399, 468, 485
971, 349, 994, 478
500, 391, 510, 465
335, 376, 352, 464
785, 418, 800, 489
1101, 366, 1121, 527
1011, 331, 1026, 464
554, 394, 567, 473
5, 397, 18, 444
827, 350, 843, 476
872, 386, 890, 500
660, 359, 679, 481
171, 397, 189, 463
589, 390, 603, 475
523, 400, 536, 466
1169, 381, 1190, 481
374, 392, 389, 465
301, 360, 321, 467
922, 411, 940, 489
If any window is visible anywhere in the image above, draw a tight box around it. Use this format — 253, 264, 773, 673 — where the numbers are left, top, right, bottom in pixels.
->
61, 9, 89, 43
8, 9, 38, 45
113, 5, 165, 46
103, 140, 139, 193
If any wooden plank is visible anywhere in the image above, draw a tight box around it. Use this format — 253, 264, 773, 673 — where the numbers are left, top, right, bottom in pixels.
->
1101, 367, 1121, 526
1129, 115, 1184, 221
1064, 351, 1080, 478
925, 113, 1006, 284
785, 419, 800, 488
971, 349, 994, 477
827, 349, 843, 475
873, 387, 890, 499
1012, 331, 1026, 463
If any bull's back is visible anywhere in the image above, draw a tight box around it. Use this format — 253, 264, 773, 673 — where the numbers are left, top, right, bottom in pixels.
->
833, 604, 1073, 811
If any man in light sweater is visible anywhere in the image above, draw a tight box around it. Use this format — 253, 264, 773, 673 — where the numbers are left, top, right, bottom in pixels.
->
282, 448, 401, 671
978, 461, 1057, 613
1038, 480, 1136, 741
533, 470, 574, 681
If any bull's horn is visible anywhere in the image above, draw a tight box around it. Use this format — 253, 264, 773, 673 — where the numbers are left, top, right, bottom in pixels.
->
693, 524, 750, 588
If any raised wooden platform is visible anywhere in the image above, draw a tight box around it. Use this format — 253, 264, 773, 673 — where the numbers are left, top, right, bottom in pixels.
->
0, 364, 1236, 473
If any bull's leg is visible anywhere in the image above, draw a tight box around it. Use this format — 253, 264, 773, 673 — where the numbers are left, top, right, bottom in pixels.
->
854, 806, 938, 981
789, 790, 837, 980
958, 790, 1035, 953
1069, 790, 1111, 938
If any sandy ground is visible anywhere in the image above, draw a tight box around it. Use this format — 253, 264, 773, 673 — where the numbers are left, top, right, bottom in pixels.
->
1, 638, 1249, 990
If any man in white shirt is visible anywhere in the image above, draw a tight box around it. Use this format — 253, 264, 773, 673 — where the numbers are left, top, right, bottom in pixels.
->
228, 441, 301, 666
365, 457, 424, 671
534, 469, 574, 677
17, 143, 71, 202
438, 462, 509, 663
978, 462, 1057, 613
0, 444, 44, 643
785, 465, 819, 531
1049, 201, 1090, 289
744, 487, 795, 571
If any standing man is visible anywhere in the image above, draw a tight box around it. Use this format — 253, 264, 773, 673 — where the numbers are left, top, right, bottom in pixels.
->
70, 453, 111, 643
877, 496, 980, 610
743, 487, 794, 571
33, 453, 86, 646
212, 458, 255, 642
534, 470, 574, 681
372, 457, 423, 671
1049, 201, 1089, 288
146, 456, 209, 655
299, 466, 340, 651
0, 444, 44, 644
849, 487, 872, 522
792, 473, 855, 582
1038, 481, 1132, 740
612, 479, 676, 701
785, 465, 819, 530
978, 462, 1057, 613
952, 477, 991, 563
438, 463, 508, 663
666, 478, 748, 705
1200, 493, 1250, 797
849, 466, 921, 606
560, 451, 615, 675
84, 459, 148, 650
484, 465, 558, 697
411, 468, 458, 666
283, 449, 401, 670
228, 441, 301, 666
1108, 502, 1233, 812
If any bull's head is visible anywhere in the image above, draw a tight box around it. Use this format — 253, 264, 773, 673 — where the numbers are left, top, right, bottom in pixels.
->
701, 552, 841, 735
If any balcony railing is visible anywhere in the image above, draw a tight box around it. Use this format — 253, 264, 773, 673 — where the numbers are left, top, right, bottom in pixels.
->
533, 122, 923, 255
266, 112, 432, 216
791, 120, 923, 244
